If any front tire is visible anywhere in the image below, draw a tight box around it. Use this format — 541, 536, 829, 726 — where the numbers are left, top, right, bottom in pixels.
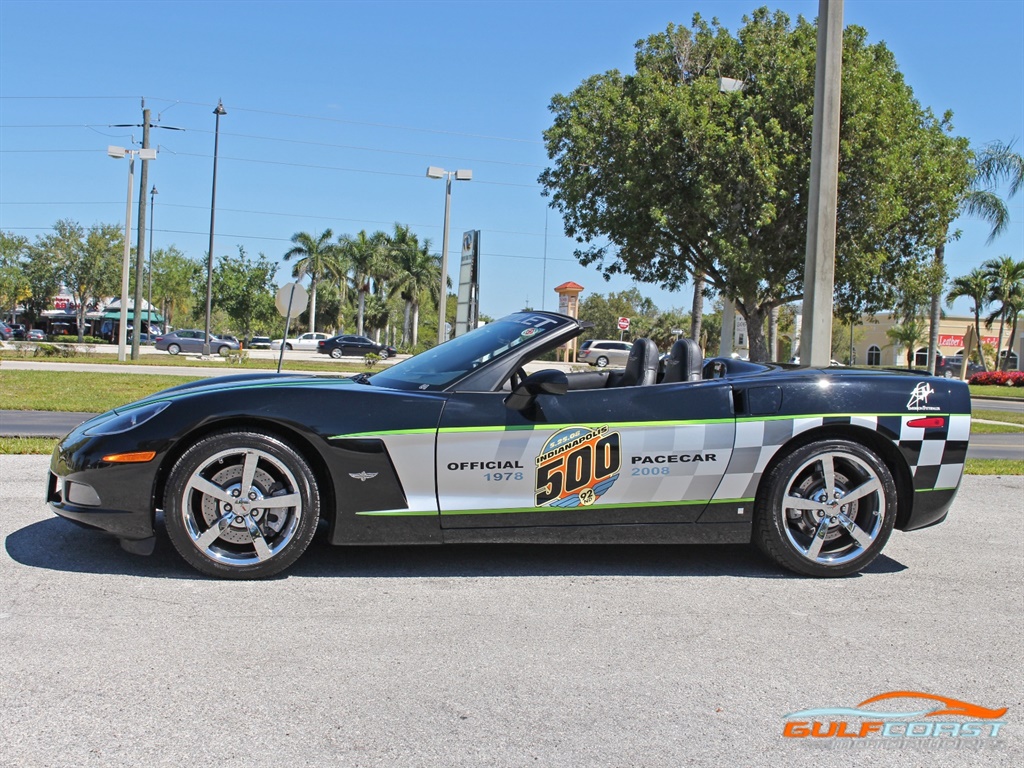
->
753, 439, 897, 577
164, 430, 320, 579
217, 345, 229, 356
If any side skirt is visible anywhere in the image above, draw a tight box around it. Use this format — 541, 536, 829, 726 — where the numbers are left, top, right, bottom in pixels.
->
440, 522, 752, 546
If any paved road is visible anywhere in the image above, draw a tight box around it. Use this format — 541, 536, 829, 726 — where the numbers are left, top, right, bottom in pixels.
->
0, 456, 1019, 767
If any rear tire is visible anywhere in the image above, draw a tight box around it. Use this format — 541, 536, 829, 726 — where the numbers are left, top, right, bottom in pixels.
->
167, 343, 181, 355
596, 356, 609, 368
164, 430, 320, 579
753, 438, 897, 577
330, 348, 343, 359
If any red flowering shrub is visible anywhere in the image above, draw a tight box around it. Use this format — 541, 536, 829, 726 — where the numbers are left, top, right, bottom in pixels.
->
969, 371, 1024, 387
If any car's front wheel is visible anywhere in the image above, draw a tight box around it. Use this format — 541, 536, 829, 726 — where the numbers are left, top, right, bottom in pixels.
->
217, 345, 229, 356
753, 438, 897, 577
167, 343, 181, 355
330, 348, 343, 359
164, 430, 320, 579
942, 369, 954, 379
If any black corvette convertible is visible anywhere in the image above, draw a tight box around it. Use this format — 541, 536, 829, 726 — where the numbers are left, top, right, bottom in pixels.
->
47, 311, 971, 579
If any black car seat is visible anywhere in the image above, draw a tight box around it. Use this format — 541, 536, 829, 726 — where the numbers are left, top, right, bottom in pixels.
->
662, 338, 704, 383
614, 338, 660, 387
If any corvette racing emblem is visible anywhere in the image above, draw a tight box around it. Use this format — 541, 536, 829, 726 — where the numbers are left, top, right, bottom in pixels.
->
907, 382, 940, 412
535, 425, 620, 507
348, 471, 378, 482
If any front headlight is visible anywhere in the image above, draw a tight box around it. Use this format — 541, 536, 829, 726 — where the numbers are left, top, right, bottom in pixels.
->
82, 401, 170, 436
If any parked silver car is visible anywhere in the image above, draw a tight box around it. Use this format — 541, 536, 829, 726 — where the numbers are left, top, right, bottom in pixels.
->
154, 330, 240, 356
577, 339, 633, 367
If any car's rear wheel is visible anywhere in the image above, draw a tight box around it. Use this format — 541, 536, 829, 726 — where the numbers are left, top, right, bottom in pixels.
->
942, 369, 953, 379
285, 343, 293, 351
167, 343, 181, 355
164, 430, 320, 579
595, 355, 609, 368
330, 348, 343, 359
753, 438, 897, 577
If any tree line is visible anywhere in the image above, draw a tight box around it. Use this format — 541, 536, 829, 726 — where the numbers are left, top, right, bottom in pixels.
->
0, 221, 447, 349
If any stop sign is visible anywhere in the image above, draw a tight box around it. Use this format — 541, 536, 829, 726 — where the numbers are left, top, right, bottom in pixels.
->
617, 317, 630, 331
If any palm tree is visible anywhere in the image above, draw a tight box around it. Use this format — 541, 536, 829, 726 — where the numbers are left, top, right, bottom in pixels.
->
982, 255, 1024, 370
887, 320, 926, 370
928, 140, 1023, 373
282, 230, 342, 334
391, 238, 440, 348
338, 230, 387, 336
946, 268, 991, 369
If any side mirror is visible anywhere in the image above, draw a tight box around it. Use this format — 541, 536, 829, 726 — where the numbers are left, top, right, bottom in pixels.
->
504, 369, 568, 411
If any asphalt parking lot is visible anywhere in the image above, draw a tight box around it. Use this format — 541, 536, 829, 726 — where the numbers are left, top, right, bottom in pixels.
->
0, 456, 1020, 768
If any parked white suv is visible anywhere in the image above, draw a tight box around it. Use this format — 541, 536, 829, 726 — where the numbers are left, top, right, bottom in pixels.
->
578, 339, 633, 367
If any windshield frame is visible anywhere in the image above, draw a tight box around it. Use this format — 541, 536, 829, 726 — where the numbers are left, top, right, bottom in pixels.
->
368, 311, 580, 392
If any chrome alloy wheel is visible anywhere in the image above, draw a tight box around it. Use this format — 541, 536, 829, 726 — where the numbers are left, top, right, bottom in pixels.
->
179, 447, 304, 567
780, 450, 886, 566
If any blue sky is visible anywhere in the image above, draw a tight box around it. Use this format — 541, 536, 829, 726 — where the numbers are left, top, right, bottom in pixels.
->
1, 0, 1022, 322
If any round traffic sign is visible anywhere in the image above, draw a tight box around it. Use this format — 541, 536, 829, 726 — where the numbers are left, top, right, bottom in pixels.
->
617, 316, 630, 331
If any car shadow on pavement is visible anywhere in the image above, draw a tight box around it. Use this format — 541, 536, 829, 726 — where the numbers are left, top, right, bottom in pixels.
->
5, 518, 907, 580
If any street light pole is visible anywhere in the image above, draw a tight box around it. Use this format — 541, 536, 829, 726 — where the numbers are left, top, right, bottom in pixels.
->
204, 100, 226, 357
426, 166, 471, 346
108, 145, 156, 362
147, 185, 158, 334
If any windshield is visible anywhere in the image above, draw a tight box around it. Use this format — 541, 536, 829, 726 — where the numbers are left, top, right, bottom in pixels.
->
369, 312, 575, 391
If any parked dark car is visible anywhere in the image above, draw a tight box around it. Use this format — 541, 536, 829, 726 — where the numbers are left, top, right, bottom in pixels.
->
154, 330, 241, 356
27, 329, 46, 341
0, 322, 12, 340
8, 323, 26, 339
317, 334, 396, 359
935, 355, 985, 379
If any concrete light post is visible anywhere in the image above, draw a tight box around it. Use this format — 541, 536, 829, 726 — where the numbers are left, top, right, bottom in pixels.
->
426, 166, 472, 345
108, 145, 156, 362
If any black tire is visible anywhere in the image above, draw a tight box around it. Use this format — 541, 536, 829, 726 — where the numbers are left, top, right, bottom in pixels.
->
595, 356, 609, 368
285, 343, 293, 351
167, 343, 181, 355
217, 345, 229, 356
378, 349, 389, 359
164, 430, 320, 579
330, 348, 343, 359
753, 438, 897, 577
942, 369, 953, 379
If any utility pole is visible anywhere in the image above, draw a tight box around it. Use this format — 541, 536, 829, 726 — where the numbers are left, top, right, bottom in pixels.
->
132, 103, 151, 360
799, 0, 844, 367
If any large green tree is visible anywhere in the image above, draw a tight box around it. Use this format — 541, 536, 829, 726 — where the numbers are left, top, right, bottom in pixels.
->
387, 224, 441, 347
151, 246, 200, 330
540, 9, 967, 361
211, 246, 279, 338
283, 229, 343, 334
0, 232, 30, 323
34, 220, 121, 341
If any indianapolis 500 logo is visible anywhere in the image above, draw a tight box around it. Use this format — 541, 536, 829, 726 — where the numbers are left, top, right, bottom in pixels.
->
535, 425, 620, 507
